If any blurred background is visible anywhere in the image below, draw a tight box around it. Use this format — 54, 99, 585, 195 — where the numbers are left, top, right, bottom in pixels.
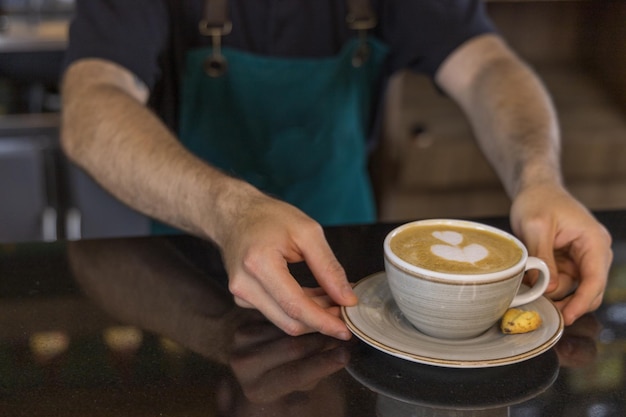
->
1, 0, 625, 243
0, 3, 625, 416
0, 0, 151, 243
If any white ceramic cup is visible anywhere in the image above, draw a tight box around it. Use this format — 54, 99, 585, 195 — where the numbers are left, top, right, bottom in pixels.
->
383, 219, 550, 340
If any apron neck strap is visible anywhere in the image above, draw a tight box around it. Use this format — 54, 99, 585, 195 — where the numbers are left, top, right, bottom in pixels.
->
346, 0, 377, 30
199, 0, 376, 30
201, 0, 230, 30
199, 0, 378, 72
346, 0, 377, 67
199, 0, 232, 77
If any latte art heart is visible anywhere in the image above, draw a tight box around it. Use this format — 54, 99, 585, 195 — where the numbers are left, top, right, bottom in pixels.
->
432, 230, 464, 246
431, 243, 489, 264
390, 223, 523, 274
430, 229, 489, 264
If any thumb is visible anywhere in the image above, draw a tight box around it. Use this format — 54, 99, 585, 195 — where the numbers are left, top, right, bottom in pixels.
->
517, 223, 558, 293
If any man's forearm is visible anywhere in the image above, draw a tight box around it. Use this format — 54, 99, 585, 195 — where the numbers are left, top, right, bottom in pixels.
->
61, 60, 259, 244
437, 35, 563, 198
464, 52, 562, 197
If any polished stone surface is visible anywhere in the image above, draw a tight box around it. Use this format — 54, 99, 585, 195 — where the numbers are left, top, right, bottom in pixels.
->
1, 211, 625, 416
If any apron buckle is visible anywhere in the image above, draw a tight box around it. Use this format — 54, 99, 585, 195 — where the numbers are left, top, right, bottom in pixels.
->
198, 19, 233, 37
203, 54, 228, 77
199, 19, 232, 77
346, 14, 377, 31
346, 3, 377, 68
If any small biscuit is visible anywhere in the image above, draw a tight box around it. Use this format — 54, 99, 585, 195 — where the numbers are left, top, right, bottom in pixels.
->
501, 308, 542, 334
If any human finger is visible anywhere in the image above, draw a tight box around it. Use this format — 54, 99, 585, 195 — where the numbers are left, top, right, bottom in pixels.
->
295, 225, 358, 307
303, 287, 340, 309
513, 218, 559, 293
233, 280, 345, 337
239, 287, 335, 309
231, 284, 310, 336
558, 235, 612, 325
231, 255, 352, 339
545, 272, 577, 302
545, 254, 579, 301
560, 282, 605, 326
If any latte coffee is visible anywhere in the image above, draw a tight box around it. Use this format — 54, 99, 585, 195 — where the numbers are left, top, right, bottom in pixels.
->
383, 219, 549, 339
389, 223, 523, 274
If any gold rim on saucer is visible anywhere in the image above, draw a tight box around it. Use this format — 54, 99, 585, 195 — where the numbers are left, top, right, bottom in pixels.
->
341, 272, 564, 368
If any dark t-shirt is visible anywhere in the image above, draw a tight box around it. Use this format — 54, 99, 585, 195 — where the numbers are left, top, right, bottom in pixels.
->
64, 0, 495, 128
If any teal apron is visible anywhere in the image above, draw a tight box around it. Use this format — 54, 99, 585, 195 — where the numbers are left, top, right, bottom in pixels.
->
152, 29, 388, 234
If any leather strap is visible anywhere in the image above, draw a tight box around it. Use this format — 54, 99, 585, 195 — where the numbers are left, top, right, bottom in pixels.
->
200, 0, 231, 36
346, 0, 377, 66
200, 0, 376, 33
199, 0, 378, 72
200, 0, 231, 76
346, 0, 377, 30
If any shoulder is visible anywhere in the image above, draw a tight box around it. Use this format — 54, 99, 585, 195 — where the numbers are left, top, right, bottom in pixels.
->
374, 0, 497, 75
66, 0, 180, 90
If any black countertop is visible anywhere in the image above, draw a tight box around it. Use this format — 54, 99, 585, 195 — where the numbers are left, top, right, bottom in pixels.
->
1, 211, 625, 416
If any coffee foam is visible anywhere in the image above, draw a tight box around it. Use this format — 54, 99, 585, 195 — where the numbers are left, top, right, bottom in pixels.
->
389, 224, 523, 274
430, 230, 488, 264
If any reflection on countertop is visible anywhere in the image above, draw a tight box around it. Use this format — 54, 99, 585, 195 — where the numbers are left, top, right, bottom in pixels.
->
0, 214, 625, 416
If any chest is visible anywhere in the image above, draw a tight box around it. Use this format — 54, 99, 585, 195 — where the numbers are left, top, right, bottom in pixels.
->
178, 0, 365, 58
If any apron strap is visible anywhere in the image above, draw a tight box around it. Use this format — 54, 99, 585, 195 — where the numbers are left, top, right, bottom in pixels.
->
199, 0, 378, 71
346, 0, 377, 67
199, 0, 232, 77
346, 0, 377, 30
201, 0, 230, 28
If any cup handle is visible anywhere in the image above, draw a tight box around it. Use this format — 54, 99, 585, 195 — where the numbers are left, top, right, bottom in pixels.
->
510, 256, 550, 307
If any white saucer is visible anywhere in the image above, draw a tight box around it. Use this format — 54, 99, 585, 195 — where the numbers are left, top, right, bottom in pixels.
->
342, 272, 564, 368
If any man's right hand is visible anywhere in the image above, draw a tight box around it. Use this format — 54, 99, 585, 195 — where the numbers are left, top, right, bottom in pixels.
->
62, 60, 357, 340
216, 189, 357, 340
